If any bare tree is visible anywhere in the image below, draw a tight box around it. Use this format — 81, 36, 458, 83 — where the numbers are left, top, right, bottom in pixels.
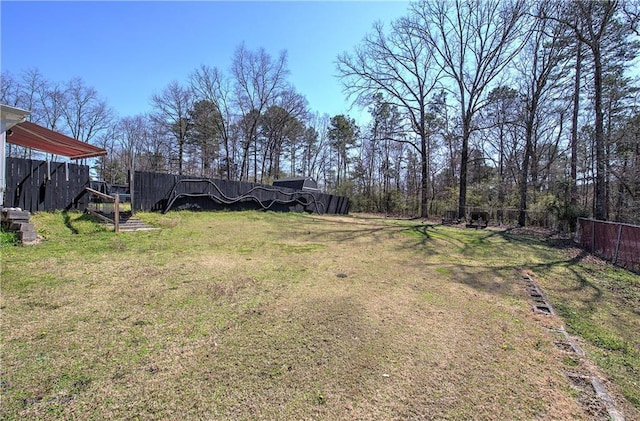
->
515, 3, 568, 226
303, 113, 331, 184
570, 24, 583, 209
17, 69, 48, 125
38, 81, 66, 132
411, 0, 528, 219
190, 65, 236, 179
118, 115, 149, 173
62, 77, 114, 144
480, 86, 521, 223
552, 0, 620, 220
150, 80, 192, 175
1, 69, 47, 158
337, 17, 440, 218
231, 43, 289, 181
258, 87, 308, 181
94, 122, 121, 183
1, 71, 21, 106
138, 117, 171, 173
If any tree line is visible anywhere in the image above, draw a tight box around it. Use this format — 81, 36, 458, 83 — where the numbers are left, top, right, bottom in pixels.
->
2, 0, 639, 226
1, 46, 360, 201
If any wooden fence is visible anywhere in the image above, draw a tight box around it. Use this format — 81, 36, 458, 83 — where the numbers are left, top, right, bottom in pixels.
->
3, 157, 90, 212
133, 171, 350, 215
576, 218, 640, 273
3, 159, 350, 216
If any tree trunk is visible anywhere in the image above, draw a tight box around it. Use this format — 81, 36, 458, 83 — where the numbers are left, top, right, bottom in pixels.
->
570, 42, 581, 206
498, 124, 505, 225
593, 44, 607, 220
224, 136, 231, 180
519, 118, 534, 227
421, 133, 429, 219
178, 138, 184, 175
253, 138, 258, 182
240, 142, 250, 182
458, 123, 469, 220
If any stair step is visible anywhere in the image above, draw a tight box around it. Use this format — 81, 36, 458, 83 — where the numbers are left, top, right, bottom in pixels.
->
90, 211, 157, 232
19, 230, 38, 242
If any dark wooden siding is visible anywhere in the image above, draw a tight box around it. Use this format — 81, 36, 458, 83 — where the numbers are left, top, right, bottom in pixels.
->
3, 161, 349, 215
133, 171, 349, 215
4, 157, 90, 212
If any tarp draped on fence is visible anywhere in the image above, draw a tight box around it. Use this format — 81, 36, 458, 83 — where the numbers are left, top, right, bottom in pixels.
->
576, 218, 640, 273
133, 171, 349, 215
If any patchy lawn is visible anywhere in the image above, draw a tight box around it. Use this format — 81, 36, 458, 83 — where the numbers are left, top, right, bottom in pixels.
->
1, 211, 638, 420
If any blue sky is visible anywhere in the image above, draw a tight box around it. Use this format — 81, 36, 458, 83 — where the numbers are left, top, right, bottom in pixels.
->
1, 1, 411, 121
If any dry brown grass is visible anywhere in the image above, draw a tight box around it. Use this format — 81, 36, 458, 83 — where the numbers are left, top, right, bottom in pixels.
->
1, 211, 637, 420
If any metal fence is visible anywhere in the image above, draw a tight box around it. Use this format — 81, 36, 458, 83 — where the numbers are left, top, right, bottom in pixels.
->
437, 206, 559, 229
576, 218, 640, 273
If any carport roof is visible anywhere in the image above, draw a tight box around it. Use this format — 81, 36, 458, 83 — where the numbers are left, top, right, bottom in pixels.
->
8, 121, 107, 160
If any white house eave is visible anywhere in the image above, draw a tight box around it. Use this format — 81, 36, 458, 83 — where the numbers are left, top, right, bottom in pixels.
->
1, 104, 31, 207
1, 104, 31, 132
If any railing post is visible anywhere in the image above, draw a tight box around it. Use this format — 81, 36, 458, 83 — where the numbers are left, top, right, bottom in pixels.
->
613, 223, 623, 265
114, 193, 120, 233
130, 169, 135, 216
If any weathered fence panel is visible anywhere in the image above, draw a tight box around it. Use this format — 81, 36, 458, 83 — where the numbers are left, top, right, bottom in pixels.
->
577, 218, 640, 273
133, 171, 349, 215
4, 157, 90, 212
4, 161, 349, 215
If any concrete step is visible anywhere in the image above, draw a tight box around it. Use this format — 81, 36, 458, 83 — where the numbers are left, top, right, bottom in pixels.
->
2, 209, 30, 221
1, 207, 37, 244
104, 215, 157, 232
10, 222, 36, 232
19, 230, 38, 243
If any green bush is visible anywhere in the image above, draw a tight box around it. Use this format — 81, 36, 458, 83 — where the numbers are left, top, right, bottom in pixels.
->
557, 203, 589, 232
0, 228, 19, 247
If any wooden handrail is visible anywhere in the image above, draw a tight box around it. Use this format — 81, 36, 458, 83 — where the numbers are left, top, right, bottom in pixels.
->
85, 187, 115, 202
85, 187, 120, 233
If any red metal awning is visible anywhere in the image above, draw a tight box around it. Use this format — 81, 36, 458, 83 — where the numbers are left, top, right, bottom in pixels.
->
7, 121, 107, 160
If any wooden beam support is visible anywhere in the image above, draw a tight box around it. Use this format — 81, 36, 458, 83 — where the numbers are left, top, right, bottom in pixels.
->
85, 187, 114, 202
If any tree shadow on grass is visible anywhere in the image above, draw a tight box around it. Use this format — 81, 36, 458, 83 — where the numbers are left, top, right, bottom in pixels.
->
406, 223, 604, 307
301, 216, 606, 309
496, 229, 604, 308
61, 211, 100, 235
301, 220, 410, 244
62, 211, 79, 235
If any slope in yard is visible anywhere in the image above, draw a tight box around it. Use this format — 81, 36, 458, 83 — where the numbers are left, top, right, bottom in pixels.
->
1, 211, 638, 420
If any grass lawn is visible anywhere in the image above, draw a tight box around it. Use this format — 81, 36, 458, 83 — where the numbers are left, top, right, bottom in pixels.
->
1, 211, 638, 420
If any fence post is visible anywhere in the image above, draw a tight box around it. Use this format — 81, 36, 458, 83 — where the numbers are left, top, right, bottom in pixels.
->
114, 193, 120, 233
591, 219, 596, 252
575, 218, 581, 244
613, 223, 623, 265
129, 169, 134, 215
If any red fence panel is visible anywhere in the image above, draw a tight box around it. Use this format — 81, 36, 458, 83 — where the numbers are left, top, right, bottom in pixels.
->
617, 224, 640, 272
577, 218, 640, 273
